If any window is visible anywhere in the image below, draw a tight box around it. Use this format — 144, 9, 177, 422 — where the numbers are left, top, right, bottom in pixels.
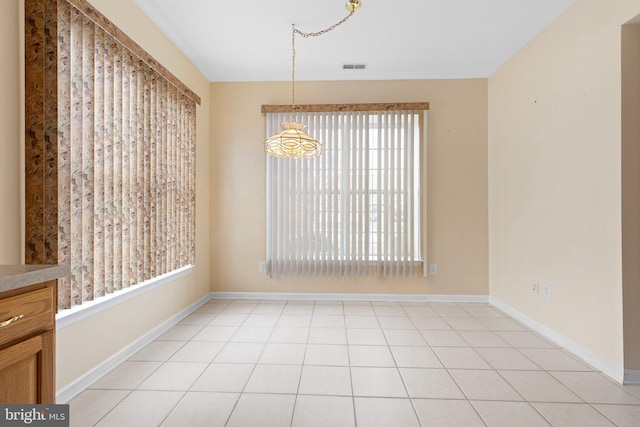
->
264, 103, 428, 277
24, 0, 200, 310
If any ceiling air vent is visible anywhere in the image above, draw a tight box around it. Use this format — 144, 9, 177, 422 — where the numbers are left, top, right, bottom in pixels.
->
343, 64, 366, 70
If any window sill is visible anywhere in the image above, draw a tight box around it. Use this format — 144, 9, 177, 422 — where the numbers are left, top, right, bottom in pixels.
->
266, 259, 424, 277
56, 265, 194, 330
267, 259, 423, 266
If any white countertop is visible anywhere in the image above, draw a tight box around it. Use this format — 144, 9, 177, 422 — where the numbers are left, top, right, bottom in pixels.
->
0, 264, 70, 293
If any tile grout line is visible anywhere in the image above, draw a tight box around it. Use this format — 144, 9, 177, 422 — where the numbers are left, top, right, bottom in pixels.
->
221, 299, 285, 427
289, 299, 315, 427
588, 403, 629, 427
347, 300, 363, 427
152, 305, 230, 426
162, 299, 233, 427
380, 303, 425, 427
448, 303, 493, 427
88, 389, 134, 427
215, 300, 247, 427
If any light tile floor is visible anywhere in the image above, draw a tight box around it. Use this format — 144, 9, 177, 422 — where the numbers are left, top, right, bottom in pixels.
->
69, 300, 640, 427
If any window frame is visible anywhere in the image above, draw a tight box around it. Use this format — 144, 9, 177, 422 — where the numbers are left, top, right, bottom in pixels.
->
24, 0, 200, 312
263, 103, 429, 277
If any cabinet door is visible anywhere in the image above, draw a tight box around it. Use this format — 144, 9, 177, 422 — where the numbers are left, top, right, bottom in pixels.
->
0, 333, 53, 404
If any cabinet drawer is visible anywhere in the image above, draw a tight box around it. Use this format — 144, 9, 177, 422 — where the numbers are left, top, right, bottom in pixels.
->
0, 287, 54, 347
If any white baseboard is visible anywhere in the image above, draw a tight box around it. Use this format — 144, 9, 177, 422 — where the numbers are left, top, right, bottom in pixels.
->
56, 293, 210, 403
210, 292, 489, 303
625, 370, 640, 384
489, 296, 625, 384
56, 266, 195, 330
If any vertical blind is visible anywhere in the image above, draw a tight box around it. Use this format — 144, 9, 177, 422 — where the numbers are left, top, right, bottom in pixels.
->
25, 0, 198, 310
265, 109, 424, 277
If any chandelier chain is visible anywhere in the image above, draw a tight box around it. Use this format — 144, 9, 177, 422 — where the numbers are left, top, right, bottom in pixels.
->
293, 9, 356, 39
291, 25, 296, 119
291, 9, 356, 119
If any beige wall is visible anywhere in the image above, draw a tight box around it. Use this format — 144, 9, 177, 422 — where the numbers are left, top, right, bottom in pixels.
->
0, 0, 211, 392
0, 0, 22, 265
210, 79, 488, 296
622, 22, 640, 371
489, 0, 640, 370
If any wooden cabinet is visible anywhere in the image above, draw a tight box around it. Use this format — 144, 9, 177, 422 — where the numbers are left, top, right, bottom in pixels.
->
0, 281, 55, 404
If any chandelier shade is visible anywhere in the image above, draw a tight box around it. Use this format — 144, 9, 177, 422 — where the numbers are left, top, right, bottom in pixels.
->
264, 121, 323, 159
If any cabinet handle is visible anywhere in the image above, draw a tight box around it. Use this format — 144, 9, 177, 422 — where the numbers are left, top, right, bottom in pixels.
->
0, 314, 25, 328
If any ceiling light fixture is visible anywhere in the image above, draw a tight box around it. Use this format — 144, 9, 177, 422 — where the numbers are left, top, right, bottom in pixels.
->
264, 0, 362, 159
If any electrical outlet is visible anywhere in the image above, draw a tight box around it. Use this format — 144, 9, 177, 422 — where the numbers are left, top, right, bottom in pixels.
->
543, 283, 551, 299
429, 264, 437, 275
259, 262, 267, 273
532, 281, 539, 295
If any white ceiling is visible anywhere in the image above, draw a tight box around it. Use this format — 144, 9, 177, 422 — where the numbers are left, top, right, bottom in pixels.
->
132, 0, 575, 82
